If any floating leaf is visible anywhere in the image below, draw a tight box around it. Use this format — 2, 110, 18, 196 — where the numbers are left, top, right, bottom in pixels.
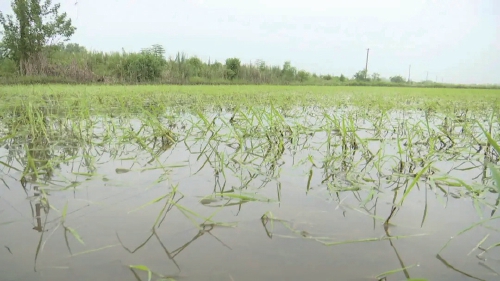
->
130, 265, 152, 281
67, 227, 85, 245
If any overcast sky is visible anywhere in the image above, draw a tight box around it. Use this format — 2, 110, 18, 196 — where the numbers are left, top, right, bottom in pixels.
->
1, 0, 499, 84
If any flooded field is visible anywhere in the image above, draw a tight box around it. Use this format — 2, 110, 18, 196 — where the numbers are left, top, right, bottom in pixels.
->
1, 85, 500, 281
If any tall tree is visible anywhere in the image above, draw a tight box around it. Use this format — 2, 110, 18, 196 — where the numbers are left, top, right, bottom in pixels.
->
0, 0, 76, 74
297, 70, 310, 82
281, 61, 296, 82
225, 58, 240, 80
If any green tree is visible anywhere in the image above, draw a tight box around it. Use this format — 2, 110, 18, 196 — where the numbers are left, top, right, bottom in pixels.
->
353, 69, 369, 81
225, 58, 240, 80
371, 72, 381, 82
0, 41, 17, 75
63, 43, 86, 53
390, 75, 405, 83
322, 74, 332, 80
297, 70, 310, 82
150, 44, 165, 58
211, 61, 223, 69
141, 44, 165, 59
339, 74, 346, 82
123, 52, 164, 82
187, 56, 203, 77
255, 59, 266, 72
281, 61, 296, 82
0, 0, 76, 75
173, 51, 188, 80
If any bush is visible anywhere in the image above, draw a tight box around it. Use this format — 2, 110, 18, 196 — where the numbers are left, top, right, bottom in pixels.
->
123, 52, 166, 82
0, 58, 17, 76
390, 75, 406, 83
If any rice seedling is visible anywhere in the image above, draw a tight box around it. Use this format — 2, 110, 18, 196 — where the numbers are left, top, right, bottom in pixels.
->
0, 84, 499, 280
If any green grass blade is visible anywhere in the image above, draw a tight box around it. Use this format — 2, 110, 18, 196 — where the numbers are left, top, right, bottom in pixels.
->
398, 162, 432, 206
67, 227, 85, 245
375, 264, 415, 279
489, 163, 500, 193
130, 265, 152, 281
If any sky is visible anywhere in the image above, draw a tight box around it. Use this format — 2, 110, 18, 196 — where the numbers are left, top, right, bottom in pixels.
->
1, 0, 499, 84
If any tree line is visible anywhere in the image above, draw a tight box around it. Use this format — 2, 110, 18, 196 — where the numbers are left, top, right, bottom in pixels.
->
0, 0, 496, 89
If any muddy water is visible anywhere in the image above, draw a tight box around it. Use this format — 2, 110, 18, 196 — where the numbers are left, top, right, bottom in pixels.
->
1, 109, 499, 281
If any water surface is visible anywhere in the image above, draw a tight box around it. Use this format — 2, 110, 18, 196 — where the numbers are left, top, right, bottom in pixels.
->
1, 106, 499, 281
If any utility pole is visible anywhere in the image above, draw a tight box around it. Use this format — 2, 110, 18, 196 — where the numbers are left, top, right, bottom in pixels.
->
426, 71, 429, 81
407, 65, 411, 83
364, 48, 370, 80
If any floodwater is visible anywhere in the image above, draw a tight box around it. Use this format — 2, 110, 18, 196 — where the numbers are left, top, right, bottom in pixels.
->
1, 108, 500, 281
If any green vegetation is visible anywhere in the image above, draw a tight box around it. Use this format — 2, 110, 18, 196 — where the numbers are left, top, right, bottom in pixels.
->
0, 85, 499, 280
1, 40, 497, 88
0, 0, 75, 75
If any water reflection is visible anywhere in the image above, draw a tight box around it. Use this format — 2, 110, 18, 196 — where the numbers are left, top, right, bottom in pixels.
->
30, 185, 47, 233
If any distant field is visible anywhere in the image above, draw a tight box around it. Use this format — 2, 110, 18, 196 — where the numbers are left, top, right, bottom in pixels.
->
0, 85, 499, 113
1, 84, 499, 281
